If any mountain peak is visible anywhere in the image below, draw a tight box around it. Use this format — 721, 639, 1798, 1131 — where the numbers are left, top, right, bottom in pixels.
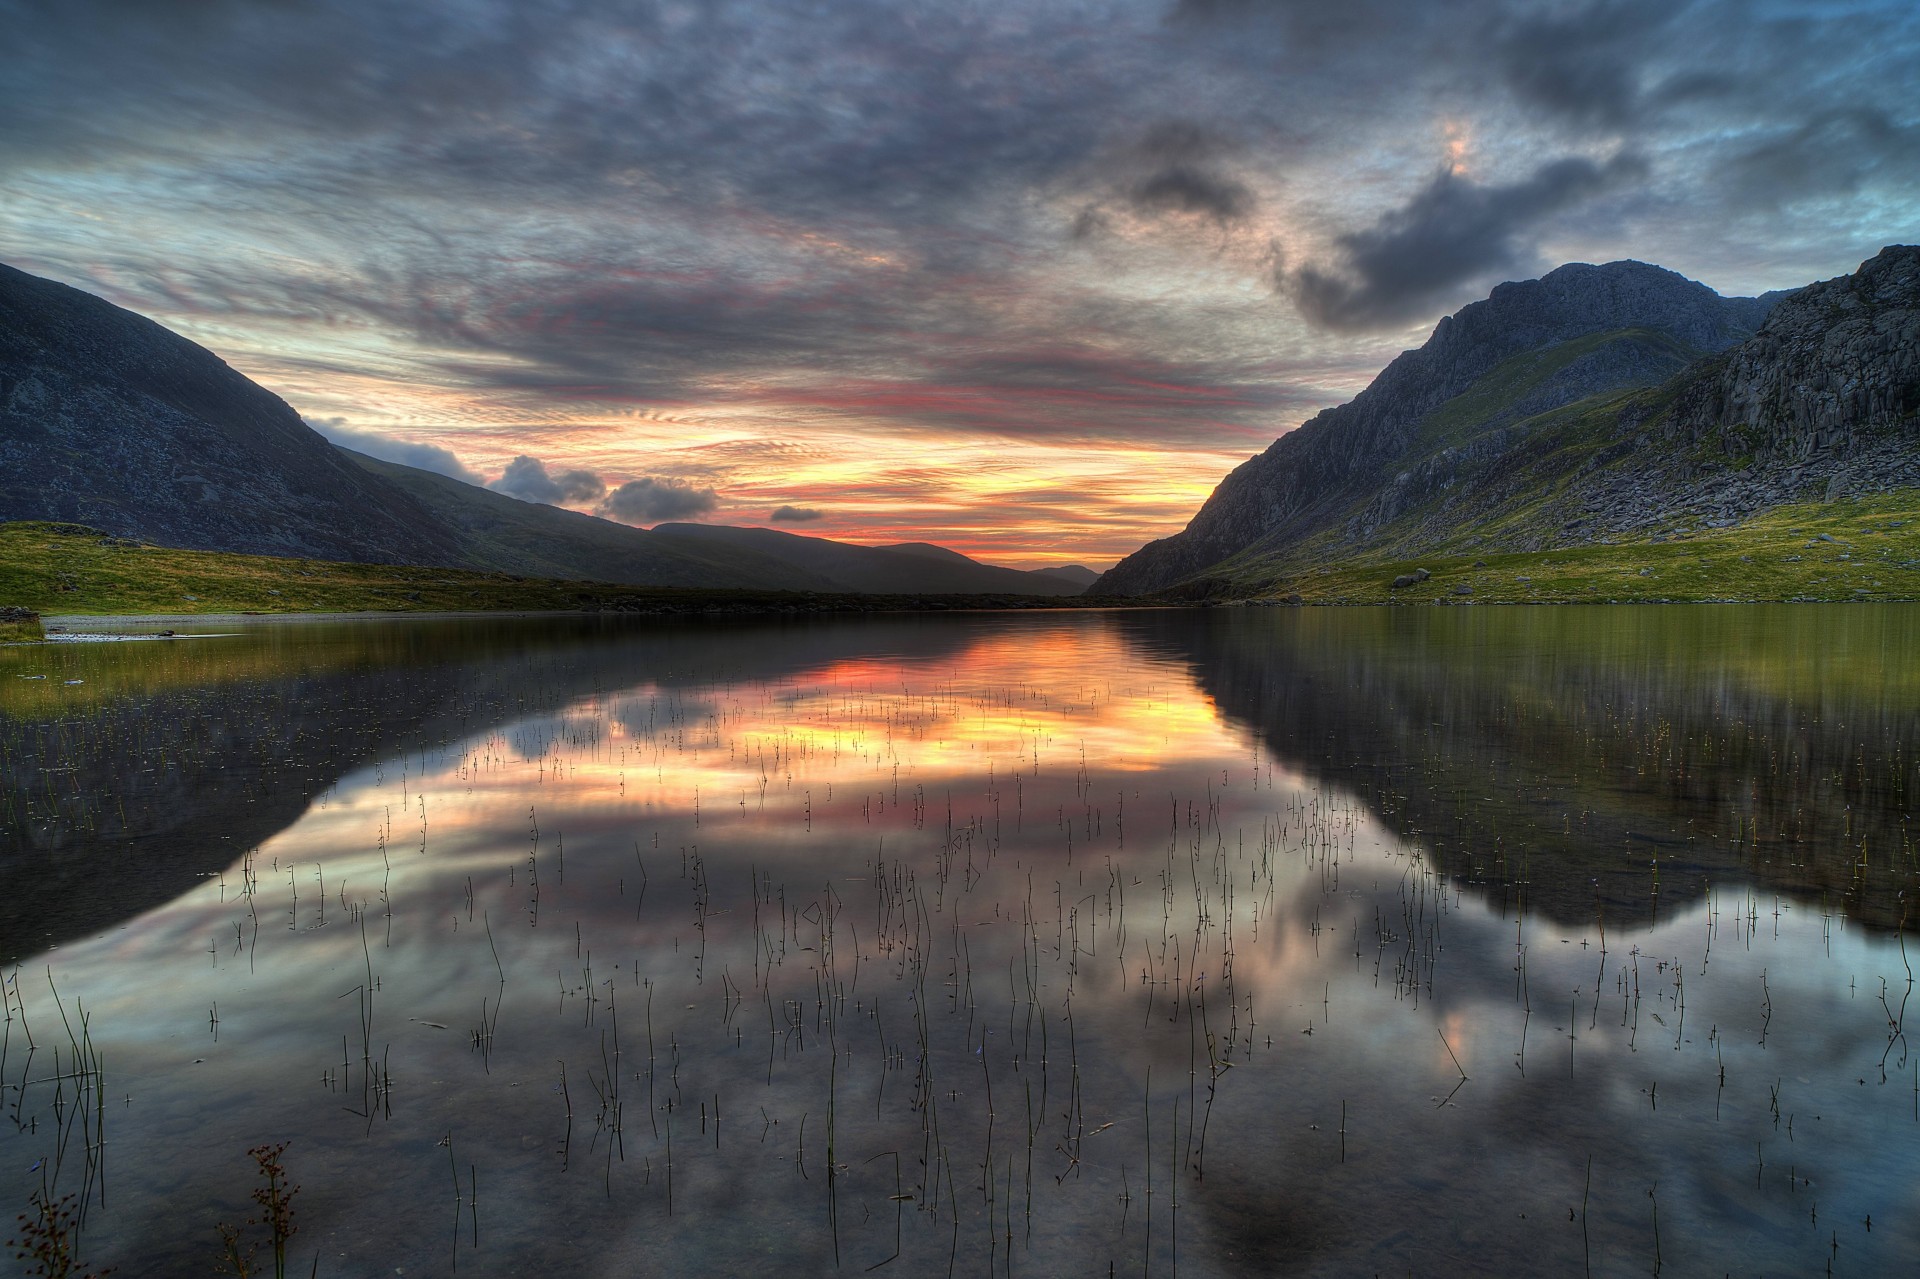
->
1095, 254, 1804, 595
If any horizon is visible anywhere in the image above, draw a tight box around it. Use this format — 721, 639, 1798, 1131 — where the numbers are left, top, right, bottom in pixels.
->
4, 0, 1916, 567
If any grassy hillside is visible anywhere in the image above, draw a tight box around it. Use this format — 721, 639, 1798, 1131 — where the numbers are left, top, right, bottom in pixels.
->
347, 452, 835, 589
1204, 489, 1920, 604
0, 522, 1112, 623
1411, 326, 1697, 453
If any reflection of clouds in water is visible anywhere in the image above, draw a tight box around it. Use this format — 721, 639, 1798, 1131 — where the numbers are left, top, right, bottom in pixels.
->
8, 611, 1920, 1276
608, 687, 724, 746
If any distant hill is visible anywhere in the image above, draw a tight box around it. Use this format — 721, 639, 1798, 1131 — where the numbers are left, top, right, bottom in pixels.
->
856, 541, 1090, 591
1094, 254, 1874, 595
0, 261, 1080, 596
650, 524, 1087, 595
347, 452, 837, 591
1038, 564, 1100, 588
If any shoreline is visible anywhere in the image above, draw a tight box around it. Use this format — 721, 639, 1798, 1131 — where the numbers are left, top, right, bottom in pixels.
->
29, 592, 1920, 639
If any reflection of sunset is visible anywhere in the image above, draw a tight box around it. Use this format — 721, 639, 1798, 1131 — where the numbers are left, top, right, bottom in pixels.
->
391, 625, 1249, 853
11, 611, 1920, 1275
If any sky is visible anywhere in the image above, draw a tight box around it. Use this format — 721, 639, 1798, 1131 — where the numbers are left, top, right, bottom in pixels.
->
3, 0, 1917, 568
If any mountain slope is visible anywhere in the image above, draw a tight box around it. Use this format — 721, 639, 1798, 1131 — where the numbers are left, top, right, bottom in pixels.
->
1036, 564, 1100, 588
348, 453, 841, 590
649, 524, 1088, 595
1096, 259, 1791, 594
0, 262, 465, 566
875, 541, 1092, 591
1181, 246, 1920, 595
0, 261, 1084, 597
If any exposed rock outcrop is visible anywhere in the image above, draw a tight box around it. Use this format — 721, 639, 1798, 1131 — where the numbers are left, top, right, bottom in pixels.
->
1097, 261, 1779, 593
1671, 244, 1919, 463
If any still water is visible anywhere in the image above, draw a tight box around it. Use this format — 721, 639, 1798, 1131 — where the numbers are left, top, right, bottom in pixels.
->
3, 606, 1918, 1276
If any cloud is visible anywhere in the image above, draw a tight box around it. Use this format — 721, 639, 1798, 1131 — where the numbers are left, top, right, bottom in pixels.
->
596, 477, 720, 525
769, 505, 824, 523
1126, 122, 1255, 224
489, 455, 607, 506
1720, 108, 1920, 208
1490, 0, 1698, 130
1287, 154, 1649, 331
3, 0, 1916, 572
1072, 121, 1258, 238
304, 417, 483, 484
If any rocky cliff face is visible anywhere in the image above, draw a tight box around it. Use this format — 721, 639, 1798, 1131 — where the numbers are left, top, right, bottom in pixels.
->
1095, 260, 1784, 594
1498, 244, 1920, 543
0, 262, 465, 564
1671, 245, 1919, 466
1420, 245, 1920, 552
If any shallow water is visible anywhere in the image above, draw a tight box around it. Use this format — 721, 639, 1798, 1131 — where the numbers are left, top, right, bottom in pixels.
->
3, 606, 1918, 1276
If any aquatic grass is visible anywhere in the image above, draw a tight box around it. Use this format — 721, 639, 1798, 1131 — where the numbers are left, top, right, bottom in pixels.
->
4, 609, 1918, 1272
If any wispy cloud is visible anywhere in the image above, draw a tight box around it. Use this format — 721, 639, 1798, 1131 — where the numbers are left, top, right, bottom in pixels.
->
2, 0, 1915, 561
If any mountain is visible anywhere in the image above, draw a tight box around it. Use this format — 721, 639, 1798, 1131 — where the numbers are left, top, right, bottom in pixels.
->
347, 452, 839, 590
648, 524, 1089, 595
1095, 255, 1838, 595
0, 261, 1080, 596
1037, 564, 1100, 587
875, 541, 1094, 591
0, 261, 463, 566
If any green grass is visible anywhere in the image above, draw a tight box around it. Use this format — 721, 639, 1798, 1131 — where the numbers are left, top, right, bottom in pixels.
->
1222, 489, 1920, 605
0, 521, 1110, 621
1413, 326, 1696, 453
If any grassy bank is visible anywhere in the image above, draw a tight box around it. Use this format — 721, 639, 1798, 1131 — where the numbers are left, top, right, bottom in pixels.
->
1215, 489, 1920, 604
0, 521, 1112, 621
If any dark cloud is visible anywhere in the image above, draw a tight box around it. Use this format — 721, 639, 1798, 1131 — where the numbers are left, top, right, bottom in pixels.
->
1288, 154, 1649, 331
597, 477, 720, 525
305, 417, 483, 485
1126, 122, 1255, 224
769, 505, 824, 523
0, 0, 1914, 551
1490, 0, 1695, 130
1721, 108, 1920, 208
1072, 121, 1257, 237
1131, 165, 1254, 223
489, 455, 607, 506
1167, 0, 1430, 49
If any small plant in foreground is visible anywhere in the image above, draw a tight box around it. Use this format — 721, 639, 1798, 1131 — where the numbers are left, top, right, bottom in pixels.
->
9, 1191, 112, 1279
215, 1143, 301, 1279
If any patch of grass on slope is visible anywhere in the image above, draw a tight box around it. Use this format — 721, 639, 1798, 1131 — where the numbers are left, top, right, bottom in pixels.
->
1229, 489, 1920, 605
0, 522, 1109, 620
0, 521, 635, 615
1413, 326, 1696, 453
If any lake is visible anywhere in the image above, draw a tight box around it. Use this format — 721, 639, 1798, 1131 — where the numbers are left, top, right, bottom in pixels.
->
4, 605, 1919, 1276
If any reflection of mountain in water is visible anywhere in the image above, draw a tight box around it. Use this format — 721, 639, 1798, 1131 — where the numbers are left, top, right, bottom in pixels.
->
1, 614, 995, 961
1123, 606, 1920, 930
13, 605, 1917, 960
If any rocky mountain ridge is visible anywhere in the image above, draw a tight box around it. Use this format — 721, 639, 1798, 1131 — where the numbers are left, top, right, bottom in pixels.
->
1323, 245, 1920, 569
1096, 256, 1817, 594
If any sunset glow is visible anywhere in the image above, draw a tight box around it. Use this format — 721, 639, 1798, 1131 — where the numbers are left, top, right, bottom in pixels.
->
4, 1, 1915, 566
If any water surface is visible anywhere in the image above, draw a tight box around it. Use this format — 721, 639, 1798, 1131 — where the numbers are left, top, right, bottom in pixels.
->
4, 606, 1918, 1275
